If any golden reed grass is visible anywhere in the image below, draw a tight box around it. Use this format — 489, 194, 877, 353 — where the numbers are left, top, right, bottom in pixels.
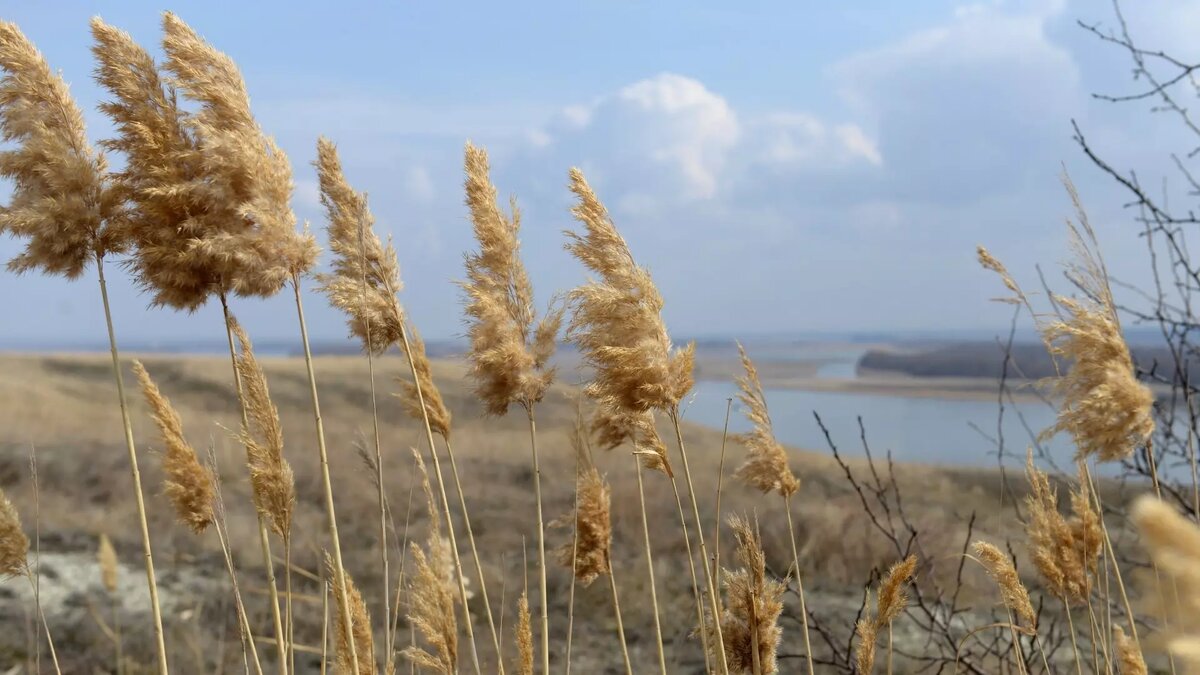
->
0, 486, 28, 578
132, 361, 215, 534
403, 448, 459, 675
326, 555, 376, 675
97, 534, 118, 594
1131, 496, 1200, 672
566, 167, 725, 673
709, 515, 786, 674
971, 541, 1036, 628
854, 556, 917, 675
0, 19, 167, 673
1023, 453, 1100, 605
734, 342, 814, 675
462, 142, 564, 675
318, 136, 482, 673
515, 590, 534, 675
231, 321, 295, 539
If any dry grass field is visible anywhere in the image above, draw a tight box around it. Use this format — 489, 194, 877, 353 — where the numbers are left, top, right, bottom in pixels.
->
0, 350, 1055, 673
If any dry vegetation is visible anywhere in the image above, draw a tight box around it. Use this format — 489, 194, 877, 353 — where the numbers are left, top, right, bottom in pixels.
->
0, 9, 1196, 675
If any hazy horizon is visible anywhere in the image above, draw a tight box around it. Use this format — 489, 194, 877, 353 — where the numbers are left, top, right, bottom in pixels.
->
0, 1, 1196, 345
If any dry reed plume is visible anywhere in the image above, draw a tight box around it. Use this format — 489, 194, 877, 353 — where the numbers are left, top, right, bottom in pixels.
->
1131, 496, 1200, 671
733, 343, 800, 498
326, 555, 376, 675
461, 141, 562, 414
591, 400, 674, 477
564, 168, 694, 415
95, 14, 315, 310
0, 486, 28, 578
133, 360, 215, 534
709, 516, 785, 674
97, 533, 118, 594
554, 444, 613, 586
314, 136, 404, 350
971, 541, 1036, 627
392, 327, 453, 439
231, 320, 295, 538
403, 448, 459, 674
1113, 625, 1148, 675
158, 12, 316, 299
855, 618, 877, 675
854, 555, 917, 674
1023, 453, 1101, 604
977, 181, 1154, 463
0, 21, 125, 278
516, 590, 534, 675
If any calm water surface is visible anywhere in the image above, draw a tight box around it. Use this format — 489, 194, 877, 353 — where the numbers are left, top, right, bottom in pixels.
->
683, 344, 1070, 469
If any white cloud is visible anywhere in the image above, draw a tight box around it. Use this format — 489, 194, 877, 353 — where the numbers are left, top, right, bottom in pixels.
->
403, 166, 435, 203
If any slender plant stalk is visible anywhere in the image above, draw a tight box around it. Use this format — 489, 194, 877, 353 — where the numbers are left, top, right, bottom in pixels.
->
1063, 603, 1084, 675
634, 459, 668, 675
783, 499, 815, 675
206, 445, 264, 675
565, 472, 580, 675
444, 437, 504, 673
667, 472, 713, 673
320, 577, 329, 675
25, 452, 61, 675
713, 397, 733, 610
26, 569, 60, 672
523, 404, 551, 675
668, 408, 729, 674
887, 624, 893, 675
607, 560, 633, 675
356, 216, 392, 667
397, 322, 482, 675
749, 600, 762, 675
1082, 464, 1141, 655
213, 506, 266, 675
219, 295, 289, 675
291, 276, 361, 675
96, 253, 169, 675
1139, 443, 1181, 675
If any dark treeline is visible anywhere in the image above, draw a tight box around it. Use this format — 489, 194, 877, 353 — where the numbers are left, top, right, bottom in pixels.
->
858, 341, 1199, 382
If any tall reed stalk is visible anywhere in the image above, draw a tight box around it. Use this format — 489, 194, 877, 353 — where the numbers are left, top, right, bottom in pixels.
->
98, 257, 170, 675
633, 458, 668, 674
292, 275, 362, 675
220, 295, 288, 675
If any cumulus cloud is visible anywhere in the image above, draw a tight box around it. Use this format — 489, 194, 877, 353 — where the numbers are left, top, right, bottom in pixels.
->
529, 73, 879, 215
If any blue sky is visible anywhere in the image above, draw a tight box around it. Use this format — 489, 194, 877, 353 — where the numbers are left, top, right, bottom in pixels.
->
1, 0, 1198, 347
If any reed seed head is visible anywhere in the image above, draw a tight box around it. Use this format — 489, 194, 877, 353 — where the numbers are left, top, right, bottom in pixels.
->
733, 342, 799, 498
876, 554, 917, 625
0, 20, 124, 278
133, 360, 214, 533
980, 180, 1154, 463
0, 487, 28, 578
565, 167, 693, 414
98, 13, 315, 310
231, 317, 294, 538
971, 540, 1035, 627
1113, 625, 1148, 675
97, 533, 118, 594
590, 400, 673, 477
161, 13, 317, 295
1023, 453, 1100, 603
854, 615, 877, 675
403, 537, 459, 674
461, 141, 562, 414
325, 555, 376, 675
710, 515, 785, 673
554, 457, 612, 586
314, 136, 404, 351
393, 326, 453, 439
516, 590, 534, 675
1131, 496, 1200, 670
